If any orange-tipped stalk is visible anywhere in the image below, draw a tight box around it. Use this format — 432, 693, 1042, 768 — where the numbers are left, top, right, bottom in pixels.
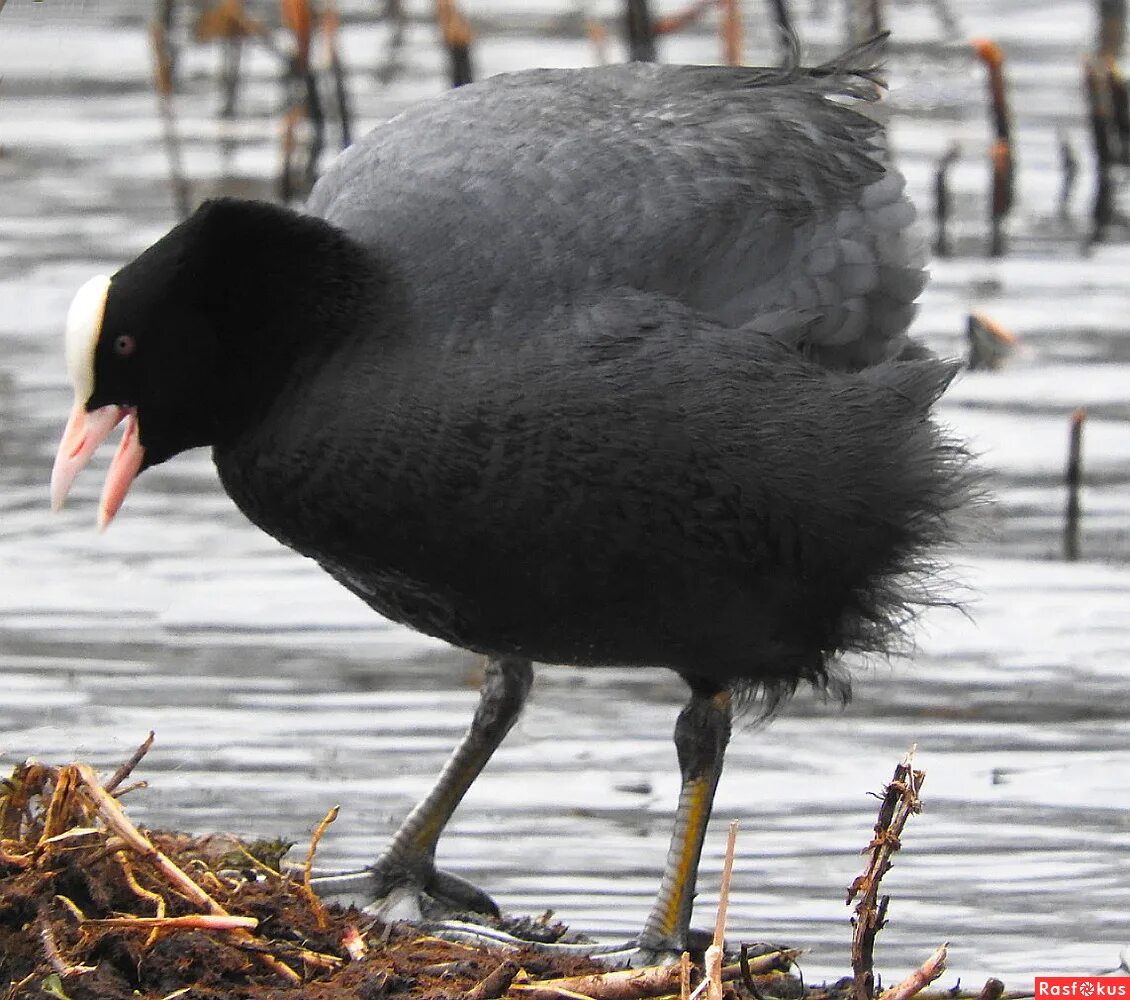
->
653, 0, 719, 37
195, 0, 264, 41
972, 38, 1010, 142
720, 0, 742, 65
274, 0, 325, 199
586, 19, 610, 64
148, 20, 191, 219
972, 38, 1014, 255
1084, 54, 1126, 241
281, 0, 313, 71
436, 0, 475, 86
965, 312, 1017, 372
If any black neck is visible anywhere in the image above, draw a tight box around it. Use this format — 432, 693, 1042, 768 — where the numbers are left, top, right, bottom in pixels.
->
187, 199, 391, 442
105, 198, 398, 468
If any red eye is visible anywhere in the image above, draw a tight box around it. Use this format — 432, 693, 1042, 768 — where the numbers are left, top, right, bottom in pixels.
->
114, 335, 136, 358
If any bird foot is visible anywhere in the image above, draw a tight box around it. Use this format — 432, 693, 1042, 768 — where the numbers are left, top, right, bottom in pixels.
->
630, 947, 686, 967
429, 920, 640, 965
428, 926, 722, 968
630, 927, 715, 967
307, 863, 500, 922
305, 869, 725, 968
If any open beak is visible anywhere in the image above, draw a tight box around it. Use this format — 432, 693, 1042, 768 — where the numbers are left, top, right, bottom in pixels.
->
51, 402, 145, 531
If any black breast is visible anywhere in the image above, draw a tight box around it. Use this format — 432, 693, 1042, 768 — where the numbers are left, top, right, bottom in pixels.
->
214, 286, 966, 699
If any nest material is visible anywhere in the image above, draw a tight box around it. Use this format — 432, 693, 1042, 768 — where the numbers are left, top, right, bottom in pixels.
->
0, 747, 802, 1000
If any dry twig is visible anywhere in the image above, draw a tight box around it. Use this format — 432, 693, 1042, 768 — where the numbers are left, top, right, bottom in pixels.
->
302, 803, 339, 930
847, 748, 926, 1000
706, 820, 740, 1000
39, 765, 79, 846
511, 952, 796, 1000
342, 924, 368, 961
76, 765, 228, 915
82, 914, 260, 931
466, 959, 520, 1000
115, 849, 167, 948
73, 763, 300, 983
876, 944, 947, 1000
37, 901, 95, 978
104, 731, 155, 794
977, 978, 1006, 1000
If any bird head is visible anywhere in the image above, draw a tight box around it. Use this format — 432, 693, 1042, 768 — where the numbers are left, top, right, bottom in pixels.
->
50, 208, 234, 530
50, 199, 380, 530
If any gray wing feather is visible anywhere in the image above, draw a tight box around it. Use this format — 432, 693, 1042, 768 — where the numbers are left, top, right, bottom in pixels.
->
308, 51, 925, 370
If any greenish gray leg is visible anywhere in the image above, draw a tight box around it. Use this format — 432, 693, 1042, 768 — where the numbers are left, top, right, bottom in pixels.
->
638, 688, 733, 956
369, 655, 534, 915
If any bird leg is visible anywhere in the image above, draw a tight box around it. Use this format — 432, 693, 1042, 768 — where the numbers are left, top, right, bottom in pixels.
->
637, 687, 733, 960
314, 655, 533, 920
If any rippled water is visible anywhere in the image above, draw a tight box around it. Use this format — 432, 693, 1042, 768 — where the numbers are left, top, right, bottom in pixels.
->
1, 0, 1128, 988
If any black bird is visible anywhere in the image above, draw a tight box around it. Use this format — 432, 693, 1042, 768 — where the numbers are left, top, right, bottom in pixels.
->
51, 37, 971, 958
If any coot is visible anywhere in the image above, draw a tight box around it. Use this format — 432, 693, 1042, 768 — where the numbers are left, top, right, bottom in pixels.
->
51, 37, 971, 956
